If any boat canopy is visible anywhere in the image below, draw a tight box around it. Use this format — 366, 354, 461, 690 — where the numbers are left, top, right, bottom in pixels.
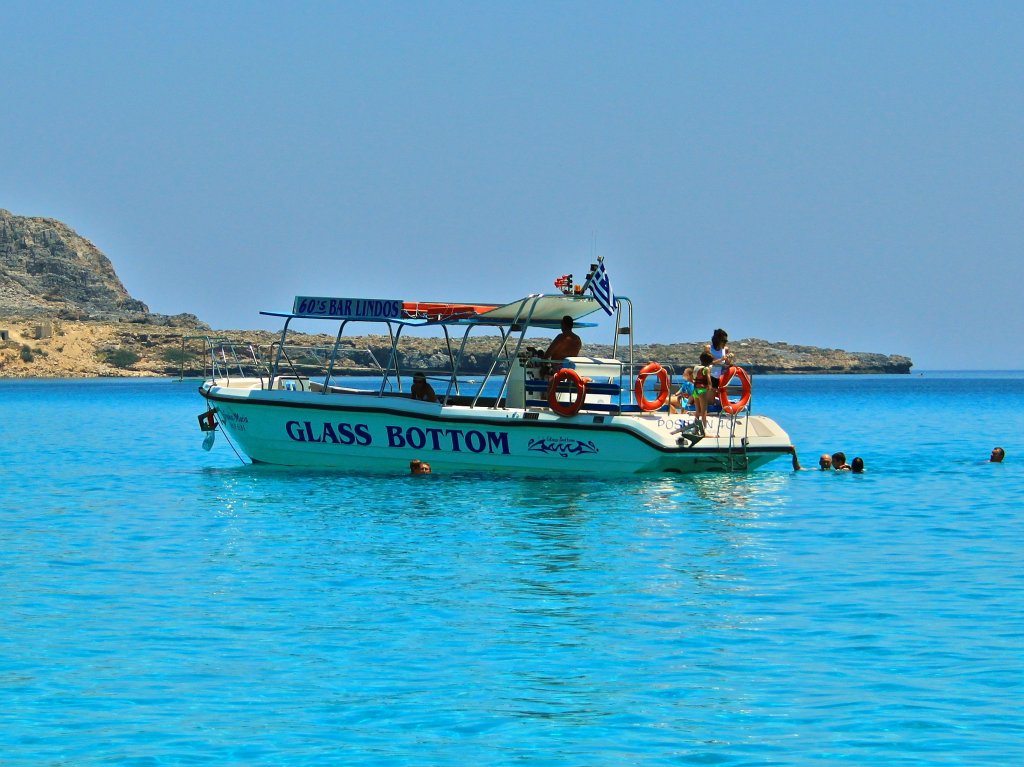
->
260, 293, 606, 329
476, 295, 602, 325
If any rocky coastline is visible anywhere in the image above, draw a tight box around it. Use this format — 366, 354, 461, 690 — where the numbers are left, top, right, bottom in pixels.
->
0, 318, 912, 379
0, 208, 912, 378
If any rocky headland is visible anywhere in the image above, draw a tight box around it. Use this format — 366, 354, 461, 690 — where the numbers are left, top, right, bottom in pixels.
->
0, 209, 912, 378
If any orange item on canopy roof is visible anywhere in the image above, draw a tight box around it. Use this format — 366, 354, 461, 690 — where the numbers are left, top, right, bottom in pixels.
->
401, 302, 499, 321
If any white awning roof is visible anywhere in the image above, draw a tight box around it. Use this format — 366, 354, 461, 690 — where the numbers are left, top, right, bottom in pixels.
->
475, 294, 603, 325
262, 293, 611, 328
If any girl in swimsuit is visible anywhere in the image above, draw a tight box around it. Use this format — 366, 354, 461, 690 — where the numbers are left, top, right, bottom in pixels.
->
692, 351, 714, 427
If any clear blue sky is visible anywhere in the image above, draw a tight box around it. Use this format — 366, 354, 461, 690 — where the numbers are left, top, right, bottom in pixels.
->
3, 1, 1021, 369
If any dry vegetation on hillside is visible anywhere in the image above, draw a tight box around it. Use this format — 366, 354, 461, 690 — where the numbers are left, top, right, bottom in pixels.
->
0, 318, 912, 378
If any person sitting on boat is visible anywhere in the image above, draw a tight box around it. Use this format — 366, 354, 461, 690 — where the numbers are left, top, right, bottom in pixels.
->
668, 367, 695, 414
538, 315, 583, 379
410, 372, 437, 402
543, 315, 582, 362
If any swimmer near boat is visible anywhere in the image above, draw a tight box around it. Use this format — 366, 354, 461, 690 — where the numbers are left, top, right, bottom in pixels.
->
193, 258, 794, 473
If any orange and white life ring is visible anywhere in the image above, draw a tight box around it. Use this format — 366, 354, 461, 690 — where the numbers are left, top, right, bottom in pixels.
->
718, 366, 752, 414
547, 368, 587, 416
634, 362, 670, 411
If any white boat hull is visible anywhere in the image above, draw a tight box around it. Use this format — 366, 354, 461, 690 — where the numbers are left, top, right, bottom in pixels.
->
201, 381, 793, 474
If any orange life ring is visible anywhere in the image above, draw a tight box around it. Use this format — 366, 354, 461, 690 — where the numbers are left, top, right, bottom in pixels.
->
634, 362, 670, 411
718, 366, 752, 414
547, 368, 587, 416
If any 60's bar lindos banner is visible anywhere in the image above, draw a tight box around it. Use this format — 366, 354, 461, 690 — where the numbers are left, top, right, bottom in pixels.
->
292, 296, 403, 319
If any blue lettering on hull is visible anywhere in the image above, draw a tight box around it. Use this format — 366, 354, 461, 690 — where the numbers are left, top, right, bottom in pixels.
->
285, 421, 510, 455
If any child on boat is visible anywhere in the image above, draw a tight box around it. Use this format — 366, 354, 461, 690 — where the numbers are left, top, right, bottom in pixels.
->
693, 352, 714, 427
668, 367, 695, 414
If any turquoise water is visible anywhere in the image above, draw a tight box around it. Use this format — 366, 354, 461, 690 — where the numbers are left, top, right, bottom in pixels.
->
1, 373, 1021, 765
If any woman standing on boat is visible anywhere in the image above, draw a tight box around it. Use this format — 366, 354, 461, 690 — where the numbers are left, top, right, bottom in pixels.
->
705, 328, 732, 390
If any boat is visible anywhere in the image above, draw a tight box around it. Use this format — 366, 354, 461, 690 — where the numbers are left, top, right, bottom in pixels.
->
195, 262, 793, 473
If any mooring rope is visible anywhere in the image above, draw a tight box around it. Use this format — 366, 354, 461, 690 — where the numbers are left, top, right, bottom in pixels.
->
205, 405, 249, 465
217, 424, 249, 465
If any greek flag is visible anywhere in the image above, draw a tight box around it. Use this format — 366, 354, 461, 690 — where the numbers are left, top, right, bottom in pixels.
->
586, 259, 617, 315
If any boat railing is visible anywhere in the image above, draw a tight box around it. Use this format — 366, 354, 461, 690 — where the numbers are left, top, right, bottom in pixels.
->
522, 378, 622, 413
191, 337, 386, 389
180, 336, 267, 386
179, 335, 232, 380
270, 342, 385, 385
519, 358, 753, 418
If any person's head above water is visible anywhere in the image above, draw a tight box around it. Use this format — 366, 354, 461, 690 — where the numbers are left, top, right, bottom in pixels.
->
851, 457, 865, 473
819, 454, 832, 470
990, 447, 1005, 463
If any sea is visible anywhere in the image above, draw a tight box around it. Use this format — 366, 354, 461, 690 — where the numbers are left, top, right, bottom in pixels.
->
1, 372, 1020, 766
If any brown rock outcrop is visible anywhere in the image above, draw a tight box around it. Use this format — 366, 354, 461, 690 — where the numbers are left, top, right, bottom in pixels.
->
0, 208, 149, 318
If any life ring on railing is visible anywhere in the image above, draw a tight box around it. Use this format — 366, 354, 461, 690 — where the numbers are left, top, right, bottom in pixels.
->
718, 366, 752, 414
547, 368, 587, 416
634, 362, 671, 411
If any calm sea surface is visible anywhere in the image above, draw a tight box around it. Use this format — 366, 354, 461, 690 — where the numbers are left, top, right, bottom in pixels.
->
1, 373, 1021, 765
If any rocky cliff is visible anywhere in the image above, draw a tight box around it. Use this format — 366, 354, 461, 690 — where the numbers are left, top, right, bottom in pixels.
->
1, 208, 204, 326
0, 210, 912, 377
0, 208, 151, 318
